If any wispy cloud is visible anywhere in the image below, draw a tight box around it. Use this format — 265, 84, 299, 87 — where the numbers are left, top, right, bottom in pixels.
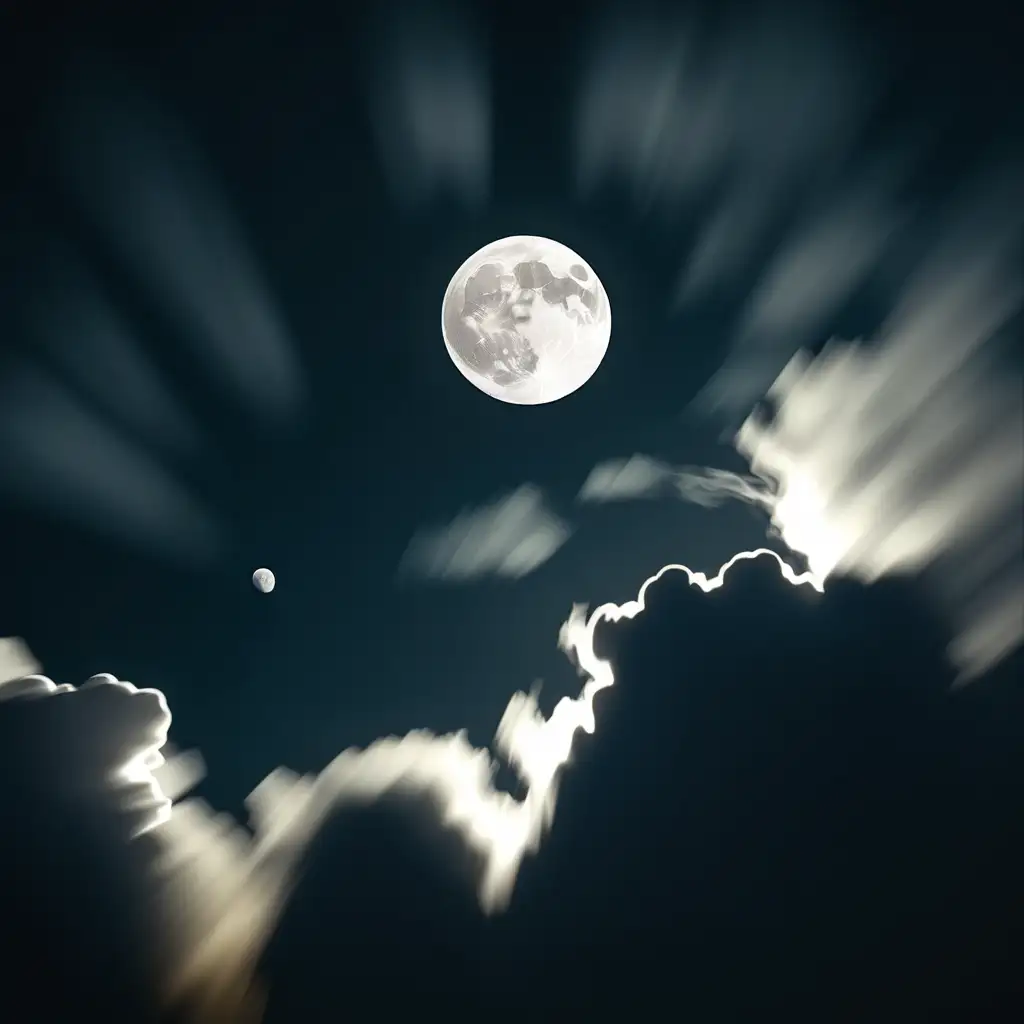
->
360, 0, 490, 209
55, 69, 306, 425
27, 244, 200, 457
575, 4, 874, 223
0, 363, 221, 563
691, 156, 913, 418
398, 485, 572, 583
733, 165, 1024, 681
578, 455, 772, 510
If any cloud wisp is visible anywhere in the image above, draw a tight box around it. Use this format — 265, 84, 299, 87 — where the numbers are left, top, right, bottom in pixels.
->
55, 73, 306, 425
579, 455, 773, 511
398, 484, 572, 583
0, 362, 221, 563
360, 0, 491, 209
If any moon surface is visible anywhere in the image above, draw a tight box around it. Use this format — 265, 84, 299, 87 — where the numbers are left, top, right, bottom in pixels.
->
252, 567, 275, 594
441, 235, 611, 405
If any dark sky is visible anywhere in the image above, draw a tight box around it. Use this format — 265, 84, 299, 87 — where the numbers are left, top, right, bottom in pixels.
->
0, 1, 1022, 1021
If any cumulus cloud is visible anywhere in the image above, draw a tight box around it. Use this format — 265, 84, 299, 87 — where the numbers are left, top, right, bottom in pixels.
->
0, 654, 267, 1021
0, 546, 824, 1016
398, 484, 572, 582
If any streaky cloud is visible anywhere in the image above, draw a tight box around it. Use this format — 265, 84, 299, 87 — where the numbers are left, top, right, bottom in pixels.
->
0, 363, 221, 563
398, 484, 572, 583
360, 0, 490, 209
575, 3, 874, 223
27, 244, 200, 457
54, 69, 306, 425
691, 155, 913, 417
733, 167, 1024, 681
579, 455, 772, 510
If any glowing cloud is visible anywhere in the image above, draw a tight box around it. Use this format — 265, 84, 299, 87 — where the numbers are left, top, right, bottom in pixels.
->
0, 549, 821, 1019
732, 167, 1024, 680
0, 637, 41, 686
580, 315, 1022, 684
737, 341, 1022, 682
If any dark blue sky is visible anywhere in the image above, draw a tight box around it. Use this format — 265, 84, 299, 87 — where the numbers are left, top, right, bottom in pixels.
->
0, 1, 1021, 1020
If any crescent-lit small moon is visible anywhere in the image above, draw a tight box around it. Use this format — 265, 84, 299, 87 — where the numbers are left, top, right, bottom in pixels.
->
252, 567, 276, 594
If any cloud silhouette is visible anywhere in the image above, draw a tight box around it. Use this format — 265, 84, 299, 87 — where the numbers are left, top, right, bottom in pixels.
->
0, 547, 821, 1018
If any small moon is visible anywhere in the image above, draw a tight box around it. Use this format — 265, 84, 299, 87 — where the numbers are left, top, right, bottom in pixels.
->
441, 235, 612, 405
252, 567, 276, 594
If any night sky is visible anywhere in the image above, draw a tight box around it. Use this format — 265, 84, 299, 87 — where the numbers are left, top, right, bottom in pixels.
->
0, 1, 1021, 1021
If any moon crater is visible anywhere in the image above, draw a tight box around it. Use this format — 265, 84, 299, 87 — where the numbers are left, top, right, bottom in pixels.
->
441, 236, 611, 405
252, 567, 276, 594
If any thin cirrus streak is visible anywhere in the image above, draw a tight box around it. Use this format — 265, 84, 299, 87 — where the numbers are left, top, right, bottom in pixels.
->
578, 454, 773, 510
0, 363, 222, 563
359, 0, 490, 209
27, 248, 200, 458
0, 549, 822, 1020
55, 73, 307, 426
397, 484, 572, 582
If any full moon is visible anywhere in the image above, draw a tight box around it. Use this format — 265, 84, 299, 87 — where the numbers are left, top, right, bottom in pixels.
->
252, 567, 275, 594
441, 235, 611, 405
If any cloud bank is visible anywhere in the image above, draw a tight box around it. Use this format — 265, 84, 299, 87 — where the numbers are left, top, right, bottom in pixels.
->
0, 547, 821, 1019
